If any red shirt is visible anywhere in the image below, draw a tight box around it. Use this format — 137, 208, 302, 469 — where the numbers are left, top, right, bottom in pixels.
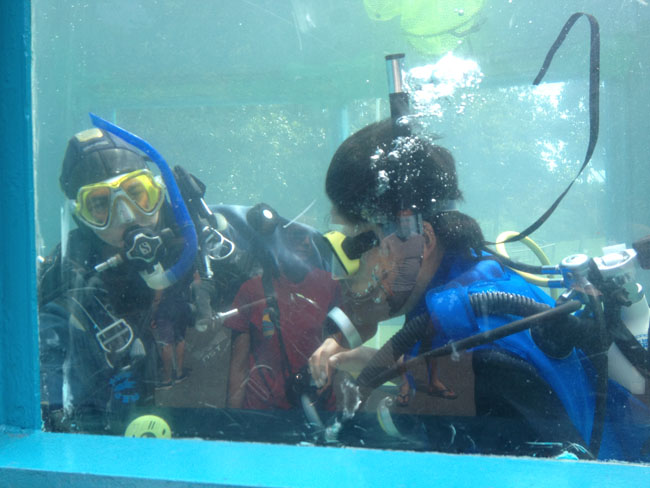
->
225, 268, 339, 409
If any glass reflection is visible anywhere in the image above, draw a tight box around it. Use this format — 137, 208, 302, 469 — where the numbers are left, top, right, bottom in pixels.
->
34, 0, 650, 464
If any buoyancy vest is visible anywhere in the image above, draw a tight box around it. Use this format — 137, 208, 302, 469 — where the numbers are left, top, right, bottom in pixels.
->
415, 252, 650, 461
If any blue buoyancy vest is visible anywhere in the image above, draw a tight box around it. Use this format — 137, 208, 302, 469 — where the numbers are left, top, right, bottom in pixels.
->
411, 252, 650, 461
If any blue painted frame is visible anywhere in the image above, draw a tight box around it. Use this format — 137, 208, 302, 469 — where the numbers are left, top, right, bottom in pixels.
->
0, 0, 40, 431
1, 1, 648, 486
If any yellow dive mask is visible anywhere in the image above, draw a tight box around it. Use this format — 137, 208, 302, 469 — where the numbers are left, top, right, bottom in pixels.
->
75, 169, 164, 229
323, 230, 379, 279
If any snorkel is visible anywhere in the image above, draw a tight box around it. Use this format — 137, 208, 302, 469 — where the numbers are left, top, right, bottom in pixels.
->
386, 53, 410, 138
322, 54, 419, 349
325, 53, 413, 280
90, 113, 198, 290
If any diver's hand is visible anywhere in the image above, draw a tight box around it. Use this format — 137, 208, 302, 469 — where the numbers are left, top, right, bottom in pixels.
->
309, 337, 347, 389
329, 346, 378, 375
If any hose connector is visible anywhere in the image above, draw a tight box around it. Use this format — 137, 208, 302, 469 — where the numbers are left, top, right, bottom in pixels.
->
327, 307, 363, 349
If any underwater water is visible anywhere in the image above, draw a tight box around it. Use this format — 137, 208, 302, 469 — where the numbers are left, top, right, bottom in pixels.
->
32, 0, 650, 463
33, 1, 650, 253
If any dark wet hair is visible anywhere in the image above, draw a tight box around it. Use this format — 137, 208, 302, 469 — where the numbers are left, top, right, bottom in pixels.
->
325, 119, 484, 257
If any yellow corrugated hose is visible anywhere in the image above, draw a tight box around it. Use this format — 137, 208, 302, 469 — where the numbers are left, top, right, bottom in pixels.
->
495, 231, 559, 299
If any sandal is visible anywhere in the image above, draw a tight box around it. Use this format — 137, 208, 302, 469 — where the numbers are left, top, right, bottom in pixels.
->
396, 391, 411, 407
427, 386, 458, 400
396, 382, 411, 407
156, 380, 173, 390
174, 369, 189, 383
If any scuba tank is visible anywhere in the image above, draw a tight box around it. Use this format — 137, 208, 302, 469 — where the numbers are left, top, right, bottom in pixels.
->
594, 245, 650, 394
608, 283, 649, 394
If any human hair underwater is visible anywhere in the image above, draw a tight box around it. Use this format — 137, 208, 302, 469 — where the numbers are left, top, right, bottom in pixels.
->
325, 118, 485, 260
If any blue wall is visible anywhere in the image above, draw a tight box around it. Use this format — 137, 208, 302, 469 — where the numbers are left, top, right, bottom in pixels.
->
1, 1, 649, 486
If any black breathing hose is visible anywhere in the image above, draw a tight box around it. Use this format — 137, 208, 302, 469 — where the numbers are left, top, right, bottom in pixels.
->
469, 291, 550, 317
354, 291, 613, 457
357, 294, 582, 390
355, 313, 432, 390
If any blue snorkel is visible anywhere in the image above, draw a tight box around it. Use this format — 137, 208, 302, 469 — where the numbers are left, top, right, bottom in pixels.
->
90, 113, 198, 290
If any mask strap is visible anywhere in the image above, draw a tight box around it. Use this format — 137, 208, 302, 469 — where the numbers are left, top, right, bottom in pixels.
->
486, 13, 600, 246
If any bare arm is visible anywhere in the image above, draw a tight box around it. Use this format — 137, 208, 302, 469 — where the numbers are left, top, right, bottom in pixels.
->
309, 336, 347, 388
309, 312, 379, 388
329, 346, 378, 375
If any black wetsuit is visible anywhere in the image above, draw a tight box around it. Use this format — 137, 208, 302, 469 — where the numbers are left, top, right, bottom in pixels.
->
39, 209, 192, 434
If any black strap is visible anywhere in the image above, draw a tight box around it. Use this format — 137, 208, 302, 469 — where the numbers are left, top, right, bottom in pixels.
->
260, 271, 293, 381
242, 272, 286, 408
246, 322, 278, 407
62, 292, 134, 369
489, 13, 600, 245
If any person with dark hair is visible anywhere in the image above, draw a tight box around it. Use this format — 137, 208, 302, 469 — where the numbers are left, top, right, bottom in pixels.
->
226, 222, 339, 410
308, 118, 650, 459
39, 127, 195, 433
310, 119, 485, 381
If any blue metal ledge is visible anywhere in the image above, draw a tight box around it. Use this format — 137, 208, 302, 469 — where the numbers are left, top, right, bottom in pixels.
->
1, 429, 648, 488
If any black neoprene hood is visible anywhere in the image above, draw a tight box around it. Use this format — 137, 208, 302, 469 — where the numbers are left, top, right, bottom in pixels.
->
60, 128, 149, 199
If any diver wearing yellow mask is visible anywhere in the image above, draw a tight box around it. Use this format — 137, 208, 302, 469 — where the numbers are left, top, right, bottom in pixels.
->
40, 127, 195, 433
60, 128, 166, 249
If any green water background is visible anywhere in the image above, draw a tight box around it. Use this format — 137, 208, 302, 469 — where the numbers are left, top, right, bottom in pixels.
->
32, 1, 650, 284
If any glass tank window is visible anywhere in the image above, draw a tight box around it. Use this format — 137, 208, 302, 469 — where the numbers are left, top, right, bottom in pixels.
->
33, 1, 650, 464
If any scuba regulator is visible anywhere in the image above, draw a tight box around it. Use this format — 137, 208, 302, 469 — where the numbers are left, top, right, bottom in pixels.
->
320, 15, 650, 460
89, 113, 198, 291
353, 239, 650, 458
